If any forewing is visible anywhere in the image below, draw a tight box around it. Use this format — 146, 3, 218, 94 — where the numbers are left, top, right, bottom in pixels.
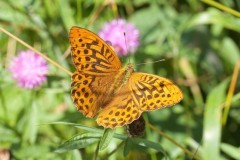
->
69, 27, 122, 76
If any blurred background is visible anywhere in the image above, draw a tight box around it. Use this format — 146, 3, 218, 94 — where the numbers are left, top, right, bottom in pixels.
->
0, 0, 240, 160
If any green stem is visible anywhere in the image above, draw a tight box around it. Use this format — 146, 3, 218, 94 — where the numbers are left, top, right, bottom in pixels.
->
201, 0, 240, 17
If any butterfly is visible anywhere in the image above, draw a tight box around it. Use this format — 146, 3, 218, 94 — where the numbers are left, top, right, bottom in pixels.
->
69, 26, 183, 129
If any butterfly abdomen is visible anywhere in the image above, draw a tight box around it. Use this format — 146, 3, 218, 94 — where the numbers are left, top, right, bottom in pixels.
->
127, 115, 145, 137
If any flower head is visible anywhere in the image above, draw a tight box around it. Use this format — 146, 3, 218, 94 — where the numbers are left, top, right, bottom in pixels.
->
9, 50, 48, 89
99, 19, 140, 56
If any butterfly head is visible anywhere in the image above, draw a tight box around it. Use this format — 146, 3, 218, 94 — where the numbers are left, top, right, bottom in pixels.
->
126, 63, 134, 72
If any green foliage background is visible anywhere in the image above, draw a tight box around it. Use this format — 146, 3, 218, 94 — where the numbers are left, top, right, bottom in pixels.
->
0, 0, 240, 160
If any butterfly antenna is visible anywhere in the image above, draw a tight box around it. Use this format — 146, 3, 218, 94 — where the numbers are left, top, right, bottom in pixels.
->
123, 32, 130, 63
136, 59, 166, 66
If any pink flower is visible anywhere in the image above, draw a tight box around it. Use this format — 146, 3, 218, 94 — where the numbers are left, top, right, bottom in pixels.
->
99, 19, 140, 56
9, 50, 48, 89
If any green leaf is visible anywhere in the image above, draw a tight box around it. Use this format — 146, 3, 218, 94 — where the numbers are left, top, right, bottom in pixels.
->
130, 5, 162, 36
99, 128, 115, 151
56, 0, 75, 30
123, 138, 133, 157
20, 99, 38, 144
123, 138, 166, 157
218, 38, 240, 68
0, 126, 19, 144
232, 92, 240, 106
47, 122, 128, 141
134, 138, 165, 152
12, 145, 50, 159
202, 79, 229, 160
46, 122, 103, 133
187, 8, 240, 32
28, 102, 38, 144
55, 132, 101, 153
221, 143, 240, 160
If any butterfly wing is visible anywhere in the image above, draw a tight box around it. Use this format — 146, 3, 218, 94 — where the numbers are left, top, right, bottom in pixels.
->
71, 71, 116, 118
130, 72, 183, 111
71, 71, 98, 117
69, 27, 122, 117
69, 27, 122, 76
96, 72, 183, 128
96, 86, 141, 128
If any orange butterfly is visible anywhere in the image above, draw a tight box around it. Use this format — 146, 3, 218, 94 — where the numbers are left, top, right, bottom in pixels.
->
69, 27, 183, 129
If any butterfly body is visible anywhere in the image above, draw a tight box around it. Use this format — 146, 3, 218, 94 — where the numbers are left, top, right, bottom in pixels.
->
69, 27, 183, 128
109, 63, 134, 95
